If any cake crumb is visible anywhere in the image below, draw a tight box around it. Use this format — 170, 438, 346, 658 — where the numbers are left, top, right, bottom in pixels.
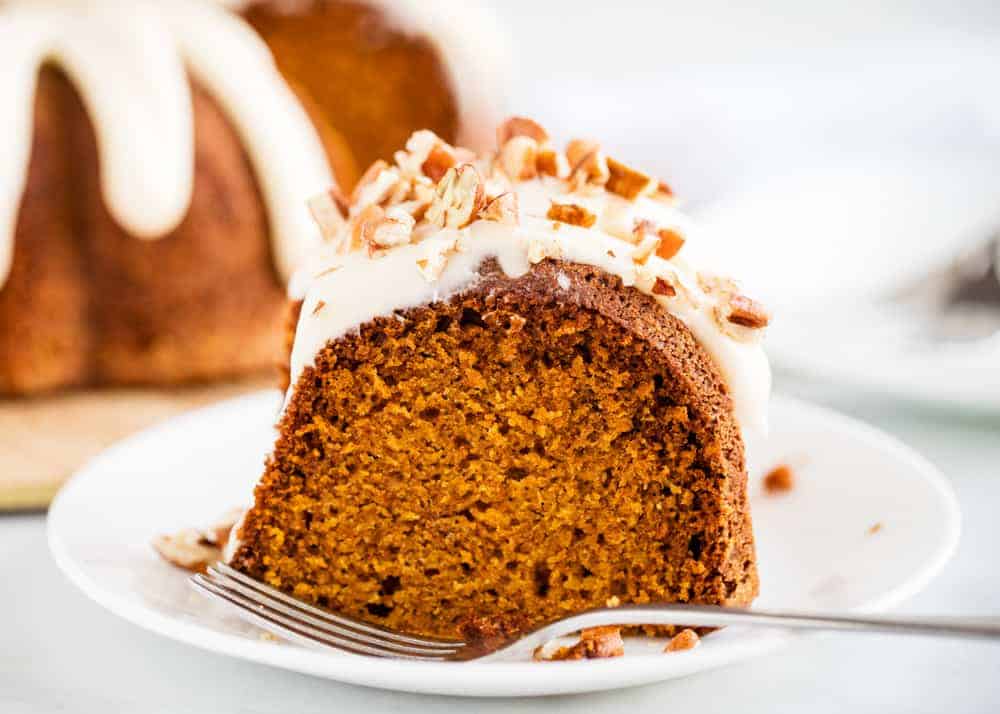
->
536, 626, 624, 661
762, 464, 795, 495
664, 628, 700, 653
868, 522, 883, 535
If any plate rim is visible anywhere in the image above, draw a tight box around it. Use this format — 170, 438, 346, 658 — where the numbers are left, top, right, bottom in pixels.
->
47, 391, 961, 697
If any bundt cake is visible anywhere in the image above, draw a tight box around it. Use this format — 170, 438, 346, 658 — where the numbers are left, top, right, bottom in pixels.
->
224, 118, 772, 641
0, 0, 503, 396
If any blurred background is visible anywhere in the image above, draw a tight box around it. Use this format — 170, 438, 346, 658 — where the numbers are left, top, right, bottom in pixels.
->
493, 0, 1000, 409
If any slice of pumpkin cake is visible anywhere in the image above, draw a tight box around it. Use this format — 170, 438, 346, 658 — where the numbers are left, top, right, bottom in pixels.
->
226, 118, 772, 640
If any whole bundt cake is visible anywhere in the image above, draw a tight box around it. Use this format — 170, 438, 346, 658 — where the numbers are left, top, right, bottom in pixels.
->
0, 0, 503, 396
225, 119, 772, 640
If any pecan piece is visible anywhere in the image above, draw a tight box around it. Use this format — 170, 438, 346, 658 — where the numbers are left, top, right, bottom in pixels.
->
606, 157, 657, 200
497, 116, 550, 146
480, 192, 519, 225
566, 138, 610, 186
726, 294, 770, 328
664, 628, 700, 653
425, 164, 487, 229
652, 277, 677, 296
306, 187, 348, 242
537, 626, 625, 661
547, 201, 597, 228
536, 147, 570, 178
350, 160, 402, 210
656, 227, 685, 260
498, 136, 539, 181
763, 464, 795, 494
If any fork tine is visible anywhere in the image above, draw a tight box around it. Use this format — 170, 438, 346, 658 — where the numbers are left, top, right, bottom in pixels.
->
207, 563, 462, 650
192, 574, 456, 660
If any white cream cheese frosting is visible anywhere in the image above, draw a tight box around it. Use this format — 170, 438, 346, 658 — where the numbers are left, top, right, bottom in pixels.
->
289, 132, 772, 436
0, 0, 334, 286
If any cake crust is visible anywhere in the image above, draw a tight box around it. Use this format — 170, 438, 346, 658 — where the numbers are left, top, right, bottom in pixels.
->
231, 259, 758, 639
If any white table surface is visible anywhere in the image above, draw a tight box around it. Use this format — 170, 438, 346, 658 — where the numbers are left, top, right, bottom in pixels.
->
4, 378, 1000, 713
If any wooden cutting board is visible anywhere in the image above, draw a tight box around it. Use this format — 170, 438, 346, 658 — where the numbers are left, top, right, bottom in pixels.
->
0, 378, 273, 511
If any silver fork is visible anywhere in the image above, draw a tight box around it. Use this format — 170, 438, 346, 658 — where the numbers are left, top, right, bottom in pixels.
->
890, 233, 1000, 342
192, 563, 1000, 662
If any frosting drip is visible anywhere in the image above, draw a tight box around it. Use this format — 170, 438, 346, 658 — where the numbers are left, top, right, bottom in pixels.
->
290, 178, 772, 436
0, 0, 332, 287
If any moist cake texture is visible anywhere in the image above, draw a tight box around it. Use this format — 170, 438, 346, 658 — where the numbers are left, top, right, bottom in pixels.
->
228, 119, 770, 640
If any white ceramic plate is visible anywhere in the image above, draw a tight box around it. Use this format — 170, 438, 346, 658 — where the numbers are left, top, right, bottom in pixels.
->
48, 391, 960, 697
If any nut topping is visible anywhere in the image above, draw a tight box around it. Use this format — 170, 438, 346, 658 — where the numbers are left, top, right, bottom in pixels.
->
425, 164, 487, 229
762, 464, 795, 494
536, 626, 624, 661
350, 160, 402, 211
306, 187, 348, 242
536, 147, 570, 178
547, 201, 597, 228
652, 180, 676, 203
498, 136, 539, 181
664, 628, 700, 653
656, 227, 686, 260
632, 231, 660, 264
367, 206, 416, 251
606, 157, 657, 200
652, 277, 677, 296
480, 192, 519, 225
566, 138, 610, 187
415, 238, 457, 282
497, 116, 550, 146
422, 143, 457, 182
726, 294, 770, 328
152, 508, 243, 573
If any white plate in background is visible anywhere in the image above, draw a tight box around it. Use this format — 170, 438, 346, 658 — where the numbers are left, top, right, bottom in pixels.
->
48, 391, 959, 696
692, 154, 1000, 410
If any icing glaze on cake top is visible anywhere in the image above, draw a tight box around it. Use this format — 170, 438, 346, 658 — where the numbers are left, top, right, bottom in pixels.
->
0, 0, 334, 286
292, 120, 773, 435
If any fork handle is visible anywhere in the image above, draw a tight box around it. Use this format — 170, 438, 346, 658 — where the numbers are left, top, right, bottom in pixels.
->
550, 604, 1000, 641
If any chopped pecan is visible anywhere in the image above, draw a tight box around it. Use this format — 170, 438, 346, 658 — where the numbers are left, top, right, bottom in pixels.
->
655, 228, 685, 260
350, 160, 402, 210
547, 201, 597, 228
652, 277, 677, 296
727, 294, 770, 328
415, 238, 457, 282
497, 116, 550, 146
498, 136, 539, 181
606, 157, 657, 200
537, 626, 625, 661
664, 628, 700, 653
366, 206, 416, 252
652, 180, 676, 203
306, 188, 348, 242
152, 508, 243, 573
536, 147, 570, 178
566, 139, 610, 187
152, 530, 219, 573
480, 192, 519, 225
763, 464, 795, 494
425, 164, 487, 229
632, 231, 660, 264
422, 143, 457, 182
